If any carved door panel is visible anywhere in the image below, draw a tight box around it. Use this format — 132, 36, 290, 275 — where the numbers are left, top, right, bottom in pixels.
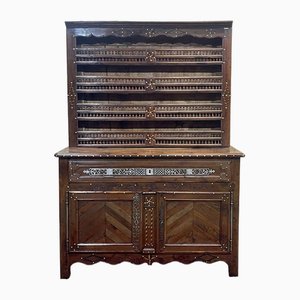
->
68, 191, 142, 252
158, 192, 231, 253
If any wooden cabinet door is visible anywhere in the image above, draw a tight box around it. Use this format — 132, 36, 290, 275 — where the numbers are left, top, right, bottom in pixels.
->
158, 192, 231, 253
68, 191, 142, 252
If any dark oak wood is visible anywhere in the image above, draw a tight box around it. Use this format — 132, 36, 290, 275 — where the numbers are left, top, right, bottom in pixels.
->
56, 21, 243, 278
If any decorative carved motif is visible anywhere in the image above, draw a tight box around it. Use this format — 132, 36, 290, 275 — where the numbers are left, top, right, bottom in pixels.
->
142, 254, 157, 265
145, 106, 156, 119
205, 29, 217, 38
223, 81, 230, 110
144, 28, 158, 38
164, 28, 188, 37
144, 207, 154, 248
145, 134, 156, 145
220, 172, 229, 181
73, 253, 225, 267
143, 196, 155, 251
81, 168, 216, 177
132, 193, 141, 251
111, 28, 134, 37
144, 196, 155, 208
83, 168, 108, 176
144, 79, 156, 91
68, 81, 76, 110
145, 50, 156, 63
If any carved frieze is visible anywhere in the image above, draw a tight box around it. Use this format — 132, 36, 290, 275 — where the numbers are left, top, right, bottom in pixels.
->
73, 27, 225, 38
82, 167, 216, 177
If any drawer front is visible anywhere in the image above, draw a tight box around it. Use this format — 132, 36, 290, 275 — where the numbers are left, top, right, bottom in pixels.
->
69, 159, 231, 183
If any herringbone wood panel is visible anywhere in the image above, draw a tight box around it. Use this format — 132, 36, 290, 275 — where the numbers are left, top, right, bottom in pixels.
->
78, 201, 132, 243
166, 201, 220, 244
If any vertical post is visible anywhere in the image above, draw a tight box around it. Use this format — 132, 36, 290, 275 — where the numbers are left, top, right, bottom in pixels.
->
228, 158, 240, 276
222, 25, 232, 146
59, 158, 70, 279
66, 27, 77, 146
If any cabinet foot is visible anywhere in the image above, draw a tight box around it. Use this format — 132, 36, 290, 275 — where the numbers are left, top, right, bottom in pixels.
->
228, 261, 238, 277
60, 265, 71, 279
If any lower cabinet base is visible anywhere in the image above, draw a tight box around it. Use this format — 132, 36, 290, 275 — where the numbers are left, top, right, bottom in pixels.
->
61, 252, 238, 279
56, 148, 243, 279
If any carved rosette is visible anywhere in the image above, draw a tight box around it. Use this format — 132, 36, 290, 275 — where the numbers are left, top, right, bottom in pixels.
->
145, 106, 156, 119
205, 29, 217, 38
145, 134, 156, 145
145, 50, 156, 63
145, 79, 156, 91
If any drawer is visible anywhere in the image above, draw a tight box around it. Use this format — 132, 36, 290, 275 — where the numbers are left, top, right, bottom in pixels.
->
69, 159, 231, 183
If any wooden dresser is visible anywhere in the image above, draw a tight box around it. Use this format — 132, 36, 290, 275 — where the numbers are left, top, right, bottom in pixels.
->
55, 21, 244, 278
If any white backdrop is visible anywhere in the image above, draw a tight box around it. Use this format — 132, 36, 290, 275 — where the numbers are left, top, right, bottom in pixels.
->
1, 0, 299, 299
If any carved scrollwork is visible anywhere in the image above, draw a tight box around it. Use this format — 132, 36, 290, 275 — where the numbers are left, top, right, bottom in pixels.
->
70, 253, 230, 269
73, 27, 224, 39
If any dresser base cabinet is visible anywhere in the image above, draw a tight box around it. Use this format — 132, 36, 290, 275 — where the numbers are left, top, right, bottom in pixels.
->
56, 147, 243, 278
